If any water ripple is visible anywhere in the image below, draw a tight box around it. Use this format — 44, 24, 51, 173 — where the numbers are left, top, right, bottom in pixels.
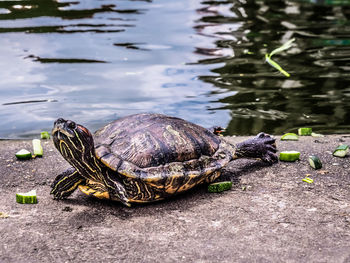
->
1, 0, 350, 138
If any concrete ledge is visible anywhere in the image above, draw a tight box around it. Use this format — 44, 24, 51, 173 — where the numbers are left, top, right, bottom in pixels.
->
0, 135, 349, 262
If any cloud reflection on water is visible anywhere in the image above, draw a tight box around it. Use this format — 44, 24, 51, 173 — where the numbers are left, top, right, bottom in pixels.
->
0, 0, 233, 138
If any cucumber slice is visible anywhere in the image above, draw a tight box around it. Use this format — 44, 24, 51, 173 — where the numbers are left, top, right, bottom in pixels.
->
40, 131, 50, 139
333, 144, 349, 158
32, 139, 43, 157
0, 212, 9, 218
308, 155, 322, 169
302, 177, 314, 184
281, 133, 299, 141
208, 181, 232, 193
279, 151, 300, 162
15, 149, 32, 160
16, 190, 37, 204
298, 128, 312, 136
311, 132, 324, 137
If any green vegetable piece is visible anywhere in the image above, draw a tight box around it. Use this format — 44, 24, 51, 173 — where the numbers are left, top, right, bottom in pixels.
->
15, 149, 32, 160
298, 128, 312, 136
0, 212, 9, 218
333, 144, 349, 158
279, 151, 300, 162
311, 132, 324, 137
302, 177, 313, 184
208, 181, 232, 193
32, 139, 43, 157
41, 131, 50, 139
16, 190, 37, 204
308, 155, 322, 170
281, 133, 299, 141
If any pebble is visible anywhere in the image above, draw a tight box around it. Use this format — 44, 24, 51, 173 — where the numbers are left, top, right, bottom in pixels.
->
62, 206, 73, 212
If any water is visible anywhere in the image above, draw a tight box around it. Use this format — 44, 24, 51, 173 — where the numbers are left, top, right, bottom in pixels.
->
0, 0, 350, 139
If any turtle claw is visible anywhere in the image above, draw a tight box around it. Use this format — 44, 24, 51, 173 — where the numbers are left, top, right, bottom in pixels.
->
51, 182, 75, 200
266, 144, 277, 153
236, 132, 278, 164
51, 189, 70, 200
261, 150, 279, 164
257, 132, 276, 144
256, 133, 278, 164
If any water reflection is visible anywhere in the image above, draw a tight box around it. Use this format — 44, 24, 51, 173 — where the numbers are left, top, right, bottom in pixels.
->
0, 0, 232, 138
0, 0, 350, 138
195, 0, 350, 134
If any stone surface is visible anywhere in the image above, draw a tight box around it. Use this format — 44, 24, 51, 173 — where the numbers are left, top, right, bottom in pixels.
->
0, 135, 349, 262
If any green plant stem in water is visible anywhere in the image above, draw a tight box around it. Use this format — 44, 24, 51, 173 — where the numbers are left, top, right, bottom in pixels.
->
265, 54, 290, 77
265, 38, 295, 77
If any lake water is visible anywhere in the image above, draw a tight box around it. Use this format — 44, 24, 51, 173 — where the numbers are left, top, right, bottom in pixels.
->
1, 0, 350, 139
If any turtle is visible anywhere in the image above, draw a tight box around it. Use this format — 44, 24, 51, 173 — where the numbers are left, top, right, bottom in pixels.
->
51, 113, 277, 206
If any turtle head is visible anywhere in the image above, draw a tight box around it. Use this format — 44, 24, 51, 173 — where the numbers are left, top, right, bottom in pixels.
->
52, 118, 94, 164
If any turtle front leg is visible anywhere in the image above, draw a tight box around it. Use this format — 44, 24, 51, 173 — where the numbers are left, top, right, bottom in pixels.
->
235, 132, 278, 164
102, 170, 131, 207
51, 167, 86, 200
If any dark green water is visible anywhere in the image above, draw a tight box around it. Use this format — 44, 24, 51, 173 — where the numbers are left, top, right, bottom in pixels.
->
1, 0, 350, 138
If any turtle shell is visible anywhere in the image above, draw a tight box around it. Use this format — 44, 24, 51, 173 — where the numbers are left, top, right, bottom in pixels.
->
94, 114, 234, 194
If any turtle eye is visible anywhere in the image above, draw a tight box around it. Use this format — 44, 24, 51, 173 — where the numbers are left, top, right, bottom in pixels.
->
67, 121, 76, 130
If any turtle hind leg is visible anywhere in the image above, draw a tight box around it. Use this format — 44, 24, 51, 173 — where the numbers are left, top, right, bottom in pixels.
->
51, 167, 85, 200
235, 132, 278, 164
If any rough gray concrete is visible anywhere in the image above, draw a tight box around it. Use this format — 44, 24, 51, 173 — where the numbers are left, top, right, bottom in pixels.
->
0, 135, 349, 263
